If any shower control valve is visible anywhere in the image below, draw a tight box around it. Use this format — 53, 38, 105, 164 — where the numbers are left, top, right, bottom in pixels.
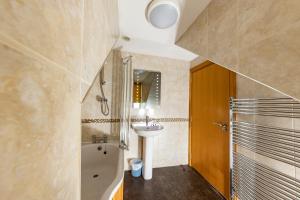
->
96, 95, 108, 102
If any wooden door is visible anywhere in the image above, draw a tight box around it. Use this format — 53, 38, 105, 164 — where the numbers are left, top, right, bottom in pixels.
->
190, 61, 235, 199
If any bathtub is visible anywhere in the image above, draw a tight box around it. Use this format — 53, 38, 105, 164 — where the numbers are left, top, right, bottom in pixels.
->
81, 143, 124, 200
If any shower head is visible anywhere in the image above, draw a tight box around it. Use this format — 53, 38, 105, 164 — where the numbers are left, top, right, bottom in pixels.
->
98, 67, 109, 116
100, 67, 106, 85
122, 35, 131, 41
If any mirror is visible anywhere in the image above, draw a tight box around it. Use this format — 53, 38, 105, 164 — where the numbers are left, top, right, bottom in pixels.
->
133, 69, 161, 109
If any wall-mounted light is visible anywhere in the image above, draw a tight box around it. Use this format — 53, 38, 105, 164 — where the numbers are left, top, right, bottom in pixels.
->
146, 0, 180, 29
133, 82, 142, 103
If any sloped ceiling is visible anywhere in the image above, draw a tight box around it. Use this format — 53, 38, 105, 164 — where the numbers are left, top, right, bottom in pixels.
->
117, 0, 211, 61
176, 0, 300, 102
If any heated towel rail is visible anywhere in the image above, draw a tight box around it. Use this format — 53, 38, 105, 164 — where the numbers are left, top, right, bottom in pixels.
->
230, 97, 300, 200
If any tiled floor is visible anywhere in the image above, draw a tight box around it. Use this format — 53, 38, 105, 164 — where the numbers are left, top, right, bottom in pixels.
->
124, 165, 225, 200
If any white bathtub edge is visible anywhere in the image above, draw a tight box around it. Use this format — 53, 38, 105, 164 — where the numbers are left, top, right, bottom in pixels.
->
101, 148, 124, 200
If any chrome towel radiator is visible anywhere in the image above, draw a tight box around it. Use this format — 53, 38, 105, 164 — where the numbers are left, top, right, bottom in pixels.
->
230, 97, 300, 200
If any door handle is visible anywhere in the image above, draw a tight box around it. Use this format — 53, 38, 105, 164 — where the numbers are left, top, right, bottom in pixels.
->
213, 122, 228, 132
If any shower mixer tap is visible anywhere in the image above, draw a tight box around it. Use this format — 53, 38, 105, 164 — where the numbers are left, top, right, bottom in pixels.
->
96, 95, 108, 102
92, 135, 108, 144
97, 68, 109, 116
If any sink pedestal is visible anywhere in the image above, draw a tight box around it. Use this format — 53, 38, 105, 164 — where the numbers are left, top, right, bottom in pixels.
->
142, 137, 154, 180
131, 121, 163, 180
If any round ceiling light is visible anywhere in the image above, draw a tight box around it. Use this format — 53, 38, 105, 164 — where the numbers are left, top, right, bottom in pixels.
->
146, 0, 180, 29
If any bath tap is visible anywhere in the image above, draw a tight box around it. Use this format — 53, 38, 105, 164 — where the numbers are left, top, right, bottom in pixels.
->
92, 135, 108, 144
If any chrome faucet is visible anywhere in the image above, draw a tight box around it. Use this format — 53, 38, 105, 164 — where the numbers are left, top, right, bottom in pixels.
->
92, 135, 108, 144
146, 115, 150, 126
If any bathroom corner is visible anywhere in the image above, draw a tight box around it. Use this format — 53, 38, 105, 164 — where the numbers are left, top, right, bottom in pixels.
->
123, 52, 190, 170
2, 1, 300, 200
0, 0, 119, 199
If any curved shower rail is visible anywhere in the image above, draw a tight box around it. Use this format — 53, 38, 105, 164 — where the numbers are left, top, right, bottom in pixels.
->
119, 56, 133, 150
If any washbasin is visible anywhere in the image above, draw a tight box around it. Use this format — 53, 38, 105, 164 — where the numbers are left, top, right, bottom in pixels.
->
131, 117, 164, 180
131, 122, 164, 137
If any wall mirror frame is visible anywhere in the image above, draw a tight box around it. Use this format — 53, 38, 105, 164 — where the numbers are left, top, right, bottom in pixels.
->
132, 69, 161, 109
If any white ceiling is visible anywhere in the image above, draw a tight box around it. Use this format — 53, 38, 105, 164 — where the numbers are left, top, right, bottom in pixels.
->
118, 37, 197, 61
117, 0, 211, 61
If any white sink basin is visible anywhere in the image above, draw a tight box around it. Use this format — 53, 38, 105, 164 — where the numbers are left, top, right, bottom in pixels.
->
131, 122, 164, 137
131, 121, 163, 180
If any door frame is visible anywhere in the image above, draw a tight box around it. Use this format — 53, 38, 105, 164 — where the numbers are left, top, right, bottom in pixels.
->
188, 60, 236, 198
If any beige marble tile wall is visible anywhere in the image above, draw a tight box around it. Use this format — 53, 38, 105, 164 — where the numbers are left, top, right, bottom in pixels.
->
177, 0, 300, 101
0, 42, 81, 200
81, 50, 122, 143
81, 0, 119, 99
0, 0, 119, 199
236, 75, 300, 181
122, 52, 190, 170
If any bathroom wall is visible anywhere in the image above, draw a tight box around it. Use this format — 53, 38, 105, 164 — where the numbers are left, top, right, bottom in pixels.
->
0, 0, 119, 199
122, 52, 190, 170
176, 0, 300, 101
81, 51, 190, 169
236, 75, 300, 186
81, 50, 122, 143
81, 0, 120, 99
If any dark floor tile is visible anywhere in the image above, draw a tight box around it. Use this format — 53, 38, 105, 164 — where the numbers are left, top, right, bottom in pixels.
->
124, 165, 225, 200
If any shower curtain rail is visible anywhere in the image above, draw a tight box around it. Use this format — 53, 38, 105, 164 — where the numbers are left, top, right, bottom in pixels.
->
119, 55, 133, 150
